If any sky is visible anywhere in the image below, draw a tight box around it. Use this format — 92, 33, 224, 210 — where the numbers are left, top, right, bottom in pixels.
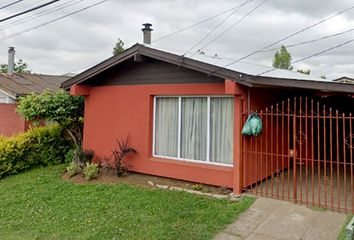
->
0, 0, 353, 80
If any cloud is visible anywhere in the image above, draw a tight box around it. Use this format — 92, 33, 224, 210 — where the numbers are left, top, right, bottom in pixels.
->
0, 0, 352, 79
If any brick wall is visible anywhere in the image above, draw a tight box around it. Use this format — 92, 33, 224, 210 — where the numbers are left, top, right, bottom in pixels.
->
0, 103, 26, 137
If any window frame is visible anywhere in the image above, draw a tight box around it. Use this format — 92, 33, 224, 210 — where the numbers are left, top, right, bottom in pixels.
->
152, 95, 234, 167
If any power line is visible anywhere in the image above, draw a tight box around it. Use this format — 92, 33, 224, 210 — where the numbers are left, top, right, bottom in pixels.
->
192, 0, 269, 56
223, 4, 354, 67
0, 0, 108, 42
0, 0, 87, 31
0, 0, 60, 23
0, 0, 24, 10
183, 0, 253, 56
152, 2, 253, 43
260, 27, 354, 53
257, 37, 354, 76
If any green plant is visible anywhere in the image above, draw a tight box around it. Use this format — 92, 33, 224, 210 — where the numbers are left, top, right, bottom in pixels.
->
272, 45, 293, 70
0, 59, 31, 74
17, 90, 84, 148
104, 138, 137, 177
192, 183, 203, 191
65, 149, 76, 163
66, 162, 81, 177
65, 147, 94, 167
0, 125, 71, 179
83, 163, 99, 180
113, 38, 125, 55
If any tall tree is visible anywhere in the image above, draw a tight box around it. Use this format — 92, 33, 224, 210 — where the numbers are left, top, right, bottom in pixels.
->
113, 38, 125, 55
272, 45, 293, 70
0, 59, 31, 73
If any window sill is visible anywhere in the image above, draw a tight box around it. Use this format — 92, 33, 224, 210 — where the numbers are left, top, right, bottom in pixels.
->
149, 155, 234, 171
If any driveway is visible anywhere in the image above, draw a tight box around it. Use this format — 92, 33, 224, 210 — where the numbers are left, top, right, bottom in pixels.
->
214, 197, 347, 240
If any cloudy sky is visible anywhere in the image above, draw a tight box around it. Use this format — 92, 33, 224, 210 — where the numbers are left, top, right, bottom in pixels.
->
0, 0, 353, 79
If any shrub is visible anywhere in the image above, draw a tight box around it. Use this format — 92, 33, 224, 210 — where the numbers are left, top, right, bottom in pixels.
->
65, 148, 95, 168
103, 138, 137, 177
66, 162, 81, 177
0, 125, 71, 179
83, 163, 99, 180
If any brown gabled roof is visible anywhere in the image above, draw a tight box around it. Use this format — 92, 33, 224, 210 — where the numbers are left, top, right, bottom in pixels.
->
0, 73, 70, 98
61, 44, 354, 94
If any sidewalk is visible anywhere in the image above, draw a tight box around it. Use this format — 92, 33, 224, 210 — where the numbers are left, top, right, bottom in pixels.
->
214, 197, 346, 240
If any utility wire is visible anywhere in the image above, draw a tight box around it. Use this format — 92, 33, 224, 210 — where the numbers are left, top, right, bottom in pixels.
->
222, 4, 354, 68
183, 0, 253, 56
192, 0, 269, 56
0, 0, 86, 31
0, 0, 24, 10
0, 0, 59, 23
257, 37, 354, 76
260, 27, 354, 53
0, 0, 108, 42
152, 2, 253, 43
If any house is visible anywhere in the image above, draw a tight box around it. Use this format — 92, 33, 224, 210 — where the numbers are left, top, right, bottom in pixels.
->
333, 76, 354, 84
62, 24, 354, 212
0, 47, 70, 136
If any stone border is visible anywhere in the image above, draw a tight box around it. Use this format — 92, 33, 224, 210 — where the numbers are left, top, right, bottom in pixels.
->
147, 181, 241, 201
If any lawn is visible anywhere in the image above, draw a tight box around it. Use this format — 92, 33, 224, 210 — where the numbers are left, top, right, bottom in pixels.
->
0, 165, 254, 240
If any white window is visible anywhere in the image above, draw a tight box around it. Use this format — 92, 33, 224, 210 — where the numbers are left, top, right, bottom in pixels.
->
153, 96, 234, 166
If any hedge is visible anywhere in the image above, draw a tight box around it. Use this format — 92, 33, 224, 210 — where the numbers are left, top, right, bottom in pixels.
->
0, 125, 71, 179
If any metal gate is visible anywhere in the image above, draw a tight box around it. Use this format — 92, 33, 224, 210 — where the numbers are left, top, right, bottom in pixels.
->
241, 97, 354, 213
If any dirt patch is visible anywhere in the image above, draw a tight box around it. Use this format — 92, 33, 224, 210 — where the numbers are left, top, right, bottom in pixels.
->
62, 167, 232, 195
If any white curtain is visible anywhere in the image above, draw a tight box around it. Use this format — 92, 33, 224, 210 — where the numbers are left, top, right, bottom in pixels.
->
210, 97, 234, 164
181, 97, 207, 161
155, 97, 178, 157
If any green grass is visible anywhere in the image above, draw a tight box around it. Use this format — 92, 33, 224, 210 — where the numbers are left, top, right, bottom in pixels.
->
0, 165, 255, 240
338, 214, 353, 240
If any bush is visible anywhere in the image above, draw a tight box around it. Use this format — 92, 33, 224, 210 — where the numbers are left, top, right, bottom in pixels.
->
65, 148, 95, 167
66, 162, 81, 177
103, 138, 137, 177
83, 163, 99, 180
0, 125, 71, 179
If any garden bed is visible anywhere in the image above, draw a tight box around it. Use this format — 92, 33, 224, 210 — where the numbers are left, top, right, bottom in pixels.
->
62, 167, 233, 196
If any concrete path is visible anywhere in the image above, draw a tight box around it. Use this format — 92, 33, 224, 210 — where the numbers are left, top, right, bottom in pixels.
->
214, 197, 347, 240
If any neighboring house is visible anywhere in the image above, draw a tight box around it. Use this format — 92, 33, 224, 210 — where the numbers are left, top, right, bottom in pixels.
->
0, 48, 70, 136
62, 24, 354, 212
333, 76, 354, 84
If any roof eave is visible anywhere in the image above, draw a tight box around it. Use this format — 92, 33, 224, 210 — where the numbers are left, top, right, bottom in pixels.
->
250, 76, 354, 93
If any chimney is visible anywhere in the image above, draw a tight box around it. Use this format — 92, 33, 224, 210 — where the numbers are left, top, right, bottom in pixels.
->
7, 47, 15, 75
141, 23, 153, 44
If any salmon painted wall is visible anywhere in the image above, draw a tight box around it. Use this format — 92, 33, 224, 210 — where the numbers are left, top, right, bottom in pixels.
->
80, 83, 246, 189
0, 103, 26, 136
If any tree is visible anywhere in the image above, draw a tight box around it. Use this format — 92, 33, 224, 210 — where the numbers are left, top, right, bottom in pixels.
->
320, 74, 327, 79
17, 90, 84, 147
113, 38, 125, 55
272, 45, 293, 70
0, 59, 31, 73
297, 69, 310, 75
